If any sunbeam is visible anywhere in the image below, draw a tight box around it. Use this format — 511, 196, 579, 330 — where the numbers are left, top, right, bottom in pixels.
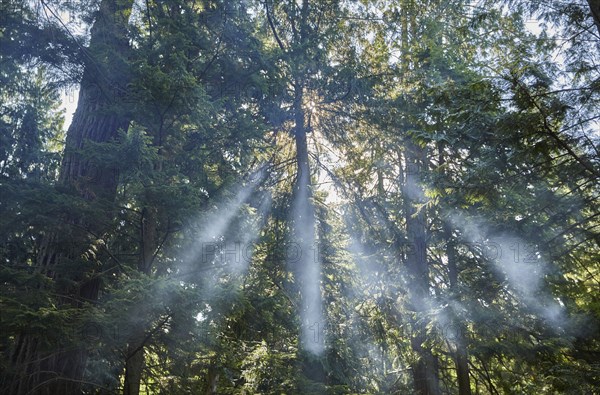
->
214, 191, 273, 278
290, 169, 325, 355
448, 212, 567, 328
178, 166, 268, 280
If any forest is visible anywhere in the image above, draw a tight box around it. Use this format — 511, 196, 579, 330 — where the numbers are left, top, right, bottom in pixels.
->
1, 0, 599, 394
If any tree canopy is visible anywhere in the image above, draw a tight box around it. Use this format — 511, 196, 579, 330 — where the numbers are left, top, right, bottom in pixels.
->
1, 0, 599, 394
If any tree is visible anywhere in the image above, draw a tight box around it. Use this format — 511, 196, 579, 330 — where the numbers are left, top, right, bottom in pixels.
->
3, 0, 134, 393
1, 0, 599, 393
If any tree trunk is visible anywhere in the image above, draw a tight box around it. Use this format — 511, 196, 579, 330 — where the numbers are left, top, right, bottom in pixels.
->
444, 222, 472, 395
403, 143, 441, 395
294, 86, 310, 190
587, 0, 600, 37
123, 206, 157, 395
5, 0, 133, 393
397, 2, 441, 389
291, 0, 324, 358
439, 145, 472, 395
205, 363, 219, 395
123, 347, 144, 395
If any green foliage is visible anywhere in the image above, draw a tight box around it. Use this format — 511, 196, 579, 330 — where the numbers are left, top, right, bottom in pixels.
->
1, 0, 599, 394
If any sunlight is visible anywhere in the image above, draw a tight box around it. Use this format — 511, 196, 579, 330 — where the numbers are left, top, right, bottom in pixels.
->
448, 212, 567, 328
176, 166, 268, 286
290, 168, 325, 355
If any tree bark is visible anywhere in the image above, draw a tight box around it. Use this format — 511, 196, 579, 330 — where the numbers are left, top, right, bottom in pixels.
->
205, 363, 219, 395
403, 143, 441, 395
5, 0, 133, 393
123, 348, 144, 395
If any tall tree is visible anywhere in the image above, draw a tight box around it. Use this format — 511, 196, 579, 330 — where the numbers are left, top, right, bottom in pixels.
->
1, 0, 599, 393
5, 0, 134, 393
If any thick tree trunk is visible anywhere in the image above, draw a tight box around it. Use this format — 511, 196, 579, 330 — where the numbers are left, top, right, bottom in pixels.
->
587, 0, 600, 37
123, 347, 144, 395
403, 143, 441, 395
5, 1, 133, 394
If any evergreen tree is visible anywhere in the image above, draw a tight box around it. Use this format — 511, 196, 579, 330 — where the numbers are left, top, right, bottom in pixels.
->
1, 0, 598, 394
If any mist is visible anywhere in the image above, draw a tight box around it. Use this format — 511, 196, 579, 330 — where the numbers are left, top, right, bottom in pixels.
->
289, 169, 325, 355
448, 212, 567, 328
